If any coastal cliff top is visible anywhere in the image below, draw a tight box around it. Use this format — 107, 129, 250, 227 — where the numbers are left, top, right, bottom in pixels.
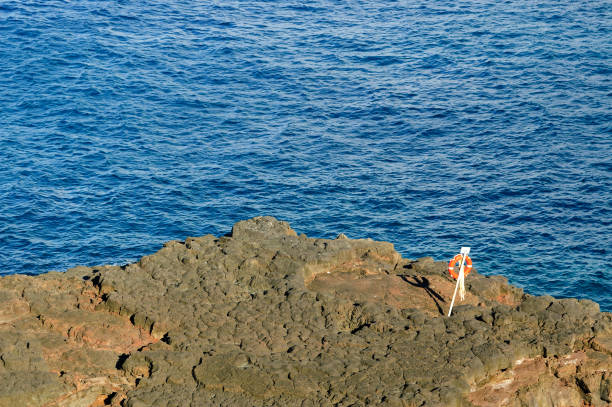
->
0, 217, 610, 406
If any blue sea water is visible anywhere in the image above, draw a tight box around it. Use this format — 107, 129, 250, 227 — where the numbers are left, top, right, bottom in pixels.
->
0, 0, 610, 311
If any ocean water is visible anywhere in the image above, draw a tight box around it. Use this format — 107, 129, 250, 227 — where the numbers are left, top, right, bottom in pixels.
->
0, 0, 610, 311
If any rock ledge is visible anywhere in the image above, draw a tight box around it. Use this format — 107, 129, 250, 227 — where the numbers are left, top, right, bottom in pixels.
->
0, 217, 610, 406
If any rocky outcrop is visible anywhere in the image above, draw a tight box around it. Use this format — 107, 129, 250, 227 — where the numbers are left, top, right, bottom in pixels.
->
0, 216, 610, 406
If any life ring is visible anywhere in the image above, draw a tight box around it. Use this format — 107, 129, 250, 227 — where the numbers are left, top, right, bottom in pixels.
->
448, 254, 472, 279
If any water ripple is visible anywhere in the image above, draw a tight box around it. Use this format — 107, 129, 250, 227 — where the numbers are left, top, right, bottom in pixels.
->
0, 0, 610, 310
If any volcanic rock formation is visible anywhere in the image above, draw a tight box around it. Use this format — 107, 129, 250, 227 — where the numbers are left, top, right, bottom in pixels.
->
0, 217, 610, 406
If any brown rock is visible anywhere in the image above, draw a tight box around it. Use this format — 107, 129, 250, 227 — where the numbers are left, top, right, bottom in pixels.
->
0, 217, 609, 406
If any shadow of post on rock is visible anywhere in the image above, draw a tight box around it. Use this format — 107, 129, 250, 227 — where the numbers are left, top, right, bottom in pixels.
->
399, 275, 446, 315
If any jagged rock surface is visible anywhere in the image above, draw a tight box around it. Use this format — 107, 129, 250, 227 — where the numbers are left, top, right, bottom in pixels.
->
0, 217, 610, 407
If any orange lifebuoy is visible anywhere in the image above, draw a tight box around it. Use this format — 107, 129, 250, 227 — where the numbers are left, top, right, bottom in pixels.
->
448, 254, 472, 279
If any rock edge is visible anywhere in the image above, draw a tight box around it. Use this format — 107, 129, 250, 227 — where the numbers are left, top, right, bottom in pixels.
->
0, 216, 610, 406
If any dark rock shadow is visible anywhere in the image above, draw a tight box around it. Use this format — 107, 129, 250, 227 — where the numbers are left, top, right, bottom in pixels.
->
115, 353, 129, 370
400, 275, 446, 315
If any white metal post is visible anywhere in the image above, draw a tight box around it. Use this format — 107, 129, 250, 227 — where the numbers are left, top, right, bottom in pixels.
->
447, 247, 470, 317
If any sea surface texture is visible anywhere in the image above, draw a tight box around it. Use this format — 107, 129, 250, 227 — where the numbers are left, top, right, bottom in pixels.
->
0, 1, 610, 310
